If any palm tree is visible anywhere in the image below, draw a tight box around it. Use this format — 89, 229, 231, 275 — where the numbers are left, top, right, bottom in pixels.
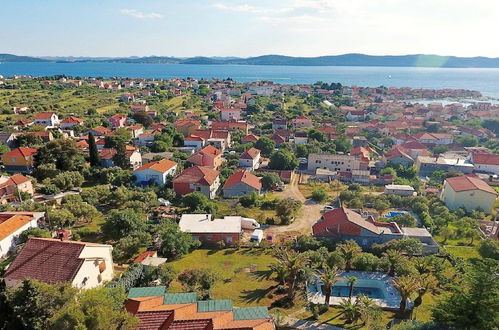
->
413, 256, 433, 275
414, 274, 438, 307
270, 263, 289, 285
383, 249, 402, 277
314, 265, 340, 308
356, 295, 381, 325
336, 240, 362, 272
393, 276, 420, 314
274, 249, 309, 299
347, 276, 357, 301
338, 298, 361, 324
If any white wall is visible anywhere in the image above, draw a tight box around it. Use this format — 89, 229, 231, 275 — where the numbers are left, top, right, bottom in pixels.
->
0, 219, 38, 258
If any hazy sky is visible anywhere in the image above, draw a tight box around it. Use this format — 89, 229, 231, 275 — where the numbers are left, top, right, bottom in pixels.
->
2, 0, 498, 57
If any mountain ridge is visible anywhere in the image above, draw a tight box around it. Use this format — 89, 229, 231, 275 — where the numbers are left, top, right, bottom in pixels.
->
3, 53, 499, 68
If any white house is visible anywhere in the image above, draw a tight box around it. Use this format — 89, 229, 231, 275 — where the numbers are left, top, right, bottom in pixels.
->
34, 112, 60, 127
133, 159, 177, 186
384, 184, 416, 196
471, 152, 499, 175
184, 135, 206, 151
4, 238, 114, 289
440, 175, 498, 213
239, 147, 261, 170
220, 108, 241, 121
0, 211, 44, 258
307, 153, 363, 173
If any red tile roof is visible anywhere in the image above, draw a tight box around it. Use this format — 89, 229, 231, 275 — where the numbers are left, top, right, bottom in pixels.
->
3, 147, 37, 158
134, 159, 177, 173
223, 170, 262, 190
61, 116, 84, 124
136, 310, 174, 329
242, 134, 259, 142
34, 112, 55, 120
472, 152, 499, 166
445, 175, 497, 194
240, 148, 260, 160
4, 238, 85, 284
174, 166, 219, 186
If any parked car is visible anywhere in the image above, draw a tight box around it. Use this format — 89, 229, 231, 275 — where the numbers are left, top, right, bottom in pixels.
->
265, 233, 274, 243
241, 217, 260, 230
321, 205, 335, 214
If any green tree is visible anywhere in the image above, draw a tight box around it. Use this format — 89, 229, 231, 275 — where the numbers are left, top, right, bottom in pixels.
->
50, 286, 138, 329
88, 132, 101, 167
311, 187, 328, 203
257, 172, 281, 191
383, 249, 402, 277
338, 298, 361, 324
182, 192, 214, 213
274, 249, 309, 299
102, 209, 146, 240
53, 171, 84, 191
275, 198, 301, 225
432, 259, 499, 329
35, 138, 85, 171
153, 264, 177, 287
337, 240, 362, 272
315, 265, 340, 308
16, 133, 43, 148
333, 136, 352, 153
158, 220, 201, 259
269, 150, 298, 170
177, 269, 218, 299
48, 208, 76, 228
477, 238, 499, 260
18, 227, 51, 244
347, 276, 358, 301
255, 136, 275, 157
393, 276, 420, 314
295, 144, 308, 158
132, 111, 153, 128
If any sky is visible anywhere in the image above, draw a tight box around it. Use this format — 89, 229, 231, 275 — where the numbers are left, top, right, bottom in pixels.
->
1, 0, 498, 58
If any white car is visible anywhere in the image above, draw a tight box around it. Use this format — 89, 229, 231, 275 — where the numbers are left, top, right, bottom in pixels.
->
321, 206, 335, 214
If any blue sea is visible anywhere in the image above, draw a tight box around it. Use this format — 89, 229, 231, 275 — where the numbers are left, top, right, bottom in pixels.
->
2, 62, 499, 97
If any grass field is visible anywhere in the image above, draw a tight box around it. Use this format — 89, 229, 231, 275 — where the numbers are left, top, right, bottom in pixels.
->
298, 181, 345, 201
167, 249, 280, 307
444, 245, 481, 259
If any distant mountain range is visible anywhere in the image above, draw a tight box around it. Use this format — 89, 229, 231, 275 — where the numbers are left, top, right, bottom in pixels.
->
3, 53, 499, 68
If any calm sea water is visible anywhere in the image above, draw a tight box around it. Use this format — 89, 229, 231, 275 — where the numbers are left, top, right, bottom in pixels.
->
2, 62, 499, 97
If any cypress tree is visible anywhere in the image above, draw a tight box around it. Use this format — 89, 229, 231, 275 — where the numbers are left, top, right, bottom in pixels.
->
88, 132, 101, 167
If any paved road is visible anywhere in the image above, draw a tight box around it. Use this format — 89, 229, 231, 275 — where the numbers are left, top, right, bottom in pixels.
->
269, 173, 323, 235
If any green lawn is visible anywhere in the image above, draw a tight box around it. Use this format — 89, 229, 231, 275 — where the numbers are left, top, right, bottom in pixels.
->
298, 181, 345, 201
167, 249, 281, 307
444, 246, 481, 259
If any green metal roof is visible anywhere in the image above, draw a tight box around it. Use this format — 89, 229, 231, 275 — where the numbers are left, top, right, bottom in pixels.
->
233, 307, 269, 320
197, 300, 233, 313
127, 286, 166, 298
163, 292, 198, 305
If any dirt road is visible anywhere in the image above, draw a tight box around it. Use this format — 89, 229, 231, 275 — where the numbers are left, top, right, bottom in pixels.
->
269, 173, 323, 235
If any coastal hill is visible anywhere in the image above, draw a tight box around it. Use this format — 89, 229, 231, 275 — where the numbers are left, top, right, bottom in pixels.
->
3, 53, 499, 68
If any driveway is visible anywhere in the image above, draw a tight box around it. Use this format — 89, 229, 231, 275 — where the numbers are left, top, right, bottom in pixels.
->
268, 173, 323, 235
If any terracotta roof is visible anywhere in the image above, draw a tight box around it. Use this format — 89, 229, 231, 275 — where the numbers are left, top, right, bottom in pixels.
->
174, 166, 219, 186
136, 310, 174, 330
223, 170, 262, 190
315, 207, 380, 235
473, 153, 499, 166
8, 174, 31, 185
242, 134, 259, 142
0, 215, 34, 241
198, 145, 221, 157
170, 319, 213, 330
3, 147, 37, 158
240, 148, 260, 160
61, 116, 84, 124
4, 238, 86, 284
134, 251, 158, 264
34, 112, 55, 120
445, 175, 497, 195
134, 159, 177, 173
92, 126, 112, 134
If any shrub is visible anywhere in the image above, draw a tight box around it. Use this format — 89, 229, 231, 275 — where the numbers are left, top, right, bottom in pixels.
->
311, 188, 328, 203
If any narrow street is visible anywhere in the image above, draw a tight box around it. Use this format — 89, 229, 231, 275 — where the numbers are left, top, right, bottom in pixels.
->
269, 173, 323, 235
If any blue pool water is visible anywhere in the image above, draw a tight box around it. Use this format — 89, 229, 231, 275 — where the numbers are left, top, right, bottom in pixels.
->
324, 285, 384, 299
385, 211, 406, 219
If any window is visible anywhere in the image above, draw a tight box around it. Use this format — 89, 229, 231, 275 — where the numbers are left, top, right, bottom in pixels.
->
226, 236, 233, 243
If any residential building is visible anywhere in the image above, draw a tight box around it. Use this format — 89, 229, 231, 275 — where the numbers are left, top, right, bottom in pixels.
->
440, 175, 498, 213
384, 184, 416, 196
108, 114, 127, 129
175, 119, 201, 137
34, 112, 59, 127
135, 133, 156, 146
292, 116, 313, 128
312, 207, 438, 254
414, 156, 474, 177
173, 166, 220, 199
60, 116, 84, 129
0, 133, 18, 148
133, 159, 177, 186
187, 145, 223, 169
471, 152, 499, 175
0, 211, 44, 258
272, 119, 287, 130
307, 153, 363, 173
99, 146, 142, 169
223, 170, 262, 197
220, 108, 242, 121
184, 135, 206, 151
0, 174, 34, 203
125, 288, 274, 329
239, 147, 261, 170
4, 238, 114, 289
179, 214, 241, 245
88, 126, 112, 137
414, 132, 453, 145
242, 134, 259, 144
1, 147, 38, 173
211, 121, 249, 134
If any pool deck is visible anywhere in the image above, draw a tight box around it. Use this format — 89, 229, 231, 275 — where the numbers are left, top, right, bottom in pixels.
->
308, 271, 410, 311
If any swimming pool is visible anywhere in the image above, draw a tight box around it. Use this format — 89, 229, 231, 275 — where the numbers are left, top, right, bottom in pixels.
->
325, 285, 384, 299
385, 211, 406, 219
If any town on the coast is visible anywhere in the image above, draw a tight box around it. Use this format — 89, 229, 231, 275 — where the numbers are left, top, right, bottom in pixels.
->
0, 74, 497, 329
